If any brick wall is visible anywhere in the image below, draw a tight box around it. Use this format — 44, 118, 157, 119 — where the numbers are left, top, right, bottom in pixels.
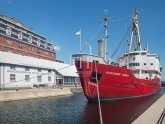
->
0, 36, 56, 61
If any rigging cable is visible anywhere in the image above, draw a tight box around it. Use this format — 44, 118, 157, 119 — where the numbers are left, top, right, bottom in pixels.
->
110, 22, 132, 59
80, 15, 131, 54
94, 61, 103, 124
81, 22, 103, 53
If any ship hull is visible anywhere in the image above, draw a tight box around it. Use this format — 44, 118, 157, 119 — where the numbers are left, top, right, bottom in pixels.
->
75, 61, 161, 102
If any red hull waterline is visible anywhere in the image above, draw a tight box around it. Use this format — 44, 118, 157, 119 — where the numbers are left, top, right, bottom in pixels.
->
75, 61, 161, 102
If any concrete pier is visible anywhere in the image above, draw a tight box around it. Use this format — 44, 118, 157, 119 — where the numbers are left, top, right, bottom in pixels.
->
0, 88, 73, 102
132, 94, 165, 124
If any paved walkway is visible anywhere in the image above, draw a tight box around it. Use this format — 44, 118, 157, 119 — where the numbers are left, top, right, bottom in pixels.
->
157, 108, 165, 124
132, 94, 165, 124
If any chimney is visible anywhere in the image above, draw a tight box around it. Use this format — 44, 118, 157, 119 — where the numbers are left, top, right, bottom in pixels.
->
98, 38, 104, 57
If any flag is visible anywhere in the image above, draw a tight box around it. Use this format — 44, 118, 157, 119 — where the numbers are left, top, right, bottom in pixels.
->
75, 30, 81, 36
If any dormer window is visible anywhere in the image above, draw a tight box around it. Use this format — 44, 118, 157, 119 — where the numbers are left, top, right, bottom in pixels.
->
50, 45, 54, 50
37, 40, 40, 46
28, 36, 32, 43
6, 27, 11, 36
18, 32, 23, 40
44, 43, 47, 48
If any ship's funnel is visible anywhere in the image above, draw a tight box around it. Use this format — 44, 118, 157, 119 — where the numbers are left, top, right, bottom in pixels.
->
98, 38, 104, 57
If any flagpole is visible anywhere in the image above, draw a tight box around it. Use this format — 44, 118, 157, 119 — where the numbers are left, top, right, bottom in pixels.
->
79, 28, 82, 53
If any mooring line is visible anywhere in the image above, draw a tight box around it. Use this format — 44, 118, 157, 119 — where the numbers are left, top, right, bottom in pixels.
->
95, 61, 103, 124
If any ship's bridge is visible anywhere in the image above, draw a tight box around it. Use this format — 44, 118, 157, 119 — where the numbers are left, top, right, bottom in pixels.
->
123, 50, 161, 79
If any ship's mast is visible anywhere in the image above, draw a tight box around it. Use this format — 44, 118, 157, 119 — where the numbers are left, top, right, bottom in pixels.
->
103, 10, 114, 62
126, 9, 142, 68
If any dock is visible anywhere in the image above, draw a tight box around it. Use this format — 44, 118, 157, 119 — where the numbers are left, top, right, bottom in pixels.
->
0, 88, 73, 102
132, 94, 165, 124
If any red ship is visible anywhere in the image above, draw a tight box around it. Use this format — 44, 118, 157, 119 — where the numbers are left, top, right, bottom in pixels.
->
72, 10, 162, 102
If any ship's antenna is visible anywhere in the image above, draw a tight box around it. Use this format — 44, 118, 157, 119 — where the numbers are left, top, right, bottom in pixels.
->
103, 10, 114, 62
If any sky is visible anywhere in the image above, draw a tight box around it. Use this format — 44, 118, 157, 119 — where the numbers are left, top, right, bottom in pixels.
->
0, 0, 165, 80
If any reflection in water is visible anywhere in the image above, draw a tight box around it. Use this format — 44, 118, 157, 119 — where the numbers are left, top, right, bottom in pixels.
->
82, 90, 163, 124
0, 88, 164, 124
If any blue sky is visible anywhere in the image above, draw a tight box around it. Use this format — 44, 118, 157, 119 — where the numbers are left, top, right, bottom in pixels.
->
0, 0, 165, 80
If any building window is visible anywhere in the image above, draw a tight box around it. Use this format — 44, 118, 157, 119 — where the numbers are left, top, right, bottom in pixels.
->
142, 52, 146, 55
25, 75, 30, 82
52, 54, 54, 57
50, 45, 54, 50
48, 69, 51, 73
6, 27, 11, 36
10, 74, 16, 82
37, 49, 41, 54
29, 46, 33, 51
7, 51, 12, 53
150, 63, 153, 66
45, 51, 48, 55
129, 63, 140, 67
37, 40, 41, 46
75, 78, 80, 83
144, 63, 146, 66
18, 32, 23, 40
48, 76, 51, 82
18, 42, 23, 49
25, 67, 30, 71
28, 36, 32, 43
10, 65, 16, 70
44, 43, 47, 48
37, 76, 42, 82
6, 39, 12, 45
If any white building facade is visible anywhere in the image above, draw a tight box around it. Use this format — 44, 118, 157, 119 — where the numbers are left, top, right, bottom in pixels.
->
0, 51, 80, 89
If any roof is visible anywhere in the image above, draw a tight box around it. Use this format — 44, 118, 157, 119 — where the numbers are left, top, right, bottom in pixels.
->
0, 15, 47, 40
0, 51, 78, 77
0, 15, 32, 31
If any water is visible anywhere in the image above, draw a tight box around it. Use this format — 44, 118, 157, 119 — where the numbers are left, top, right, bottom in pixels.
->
0, 88, 164, 124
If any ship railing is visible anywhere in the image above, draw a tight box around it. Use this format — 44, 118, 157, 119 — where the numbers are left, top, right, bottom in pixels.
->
72, 53, 107, 64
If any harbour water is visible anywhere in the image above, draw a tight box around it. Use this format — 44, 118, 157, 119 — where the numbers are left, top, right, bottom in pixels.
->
0, 87, 164, 124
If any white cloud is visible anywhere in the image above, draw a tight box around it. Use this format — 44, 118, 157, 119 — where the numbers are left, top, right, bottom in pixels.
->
54, 45, 61, 51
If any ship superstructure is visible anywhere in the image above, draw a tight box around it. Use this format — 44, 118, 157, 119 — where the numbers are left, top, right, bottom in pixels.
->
72, 10, 162, 102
